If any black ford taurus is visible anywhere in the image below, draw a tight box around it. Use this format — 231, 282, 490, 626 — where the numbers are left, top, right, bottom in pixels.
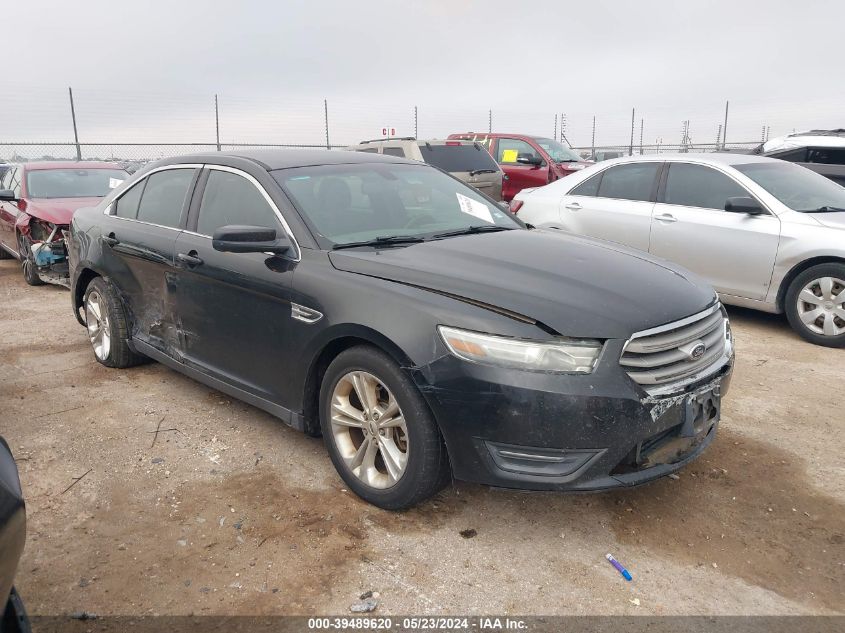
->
68, 150, 734, 509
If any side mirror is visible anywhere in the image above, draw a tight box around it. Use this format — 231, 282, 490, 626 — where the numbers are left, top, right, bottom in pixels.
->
212, 225, 290, 255
725, 196, 765, 215
516, 154, 543, 167
0, 189, 18, 202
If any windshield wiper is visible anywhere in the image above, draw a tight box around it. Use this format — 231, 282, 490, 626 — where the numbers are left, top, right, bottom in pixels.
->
801, 205, 845, 213
332, 235, 426, 250
556, 159, 580, 163
468, 168, 498, 176
431, 225, 515, 239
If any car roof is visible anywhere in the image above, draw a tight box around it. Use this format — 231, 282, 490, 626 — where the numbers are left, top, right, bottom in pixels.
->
763, 131, 845, 153
159, 149, 417, 170
600, 152, 778, 167
19, 161, 125, 171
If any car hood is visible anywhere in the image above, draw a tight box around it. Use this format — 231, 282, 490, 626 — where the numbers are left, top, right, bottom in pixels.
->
25, 197, 103, 225
328, 229, 716, 338
808, 211, 845, 230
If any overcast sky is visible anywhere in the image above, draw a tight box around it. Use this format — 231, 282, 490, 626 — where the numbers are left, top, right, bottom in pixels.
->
3, 0, 843, 153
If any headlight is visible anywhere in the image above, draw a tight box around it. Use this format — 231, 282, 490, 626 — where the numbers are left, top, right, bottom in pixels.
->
438, 326, 602, 373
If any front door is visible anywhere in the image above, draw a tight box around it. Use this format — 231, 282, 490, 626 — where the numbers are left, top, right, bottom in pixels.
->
494, 138, 549, 200
650, 162, 781, 300
172, 166, 299, 406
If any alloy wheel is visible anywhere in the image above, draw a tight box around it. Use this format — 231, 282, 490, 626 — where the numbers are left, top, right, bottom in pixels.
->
329, 370, 409, 489
85, 290, 112, 361
796, 276, 845, 337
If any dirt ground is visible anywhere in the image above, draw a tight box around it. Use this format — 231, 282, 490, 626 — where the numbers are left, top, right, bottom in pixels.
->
0, 258, 842, 617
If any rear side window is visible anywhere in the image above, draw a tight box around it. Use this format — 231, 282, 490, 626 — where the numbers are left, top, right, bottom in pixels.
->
114, 179, 146, 219
419, 144, 498, 173
570, 173, 601, 197
382, 147, 406, 157
807, 147, 845, 165
663, 163, 748, 210
496, 138, 540, 164
597, 163, 659, 202
135, 169, 196, 228
197, 170, 280, 236
770, 148, 808, 162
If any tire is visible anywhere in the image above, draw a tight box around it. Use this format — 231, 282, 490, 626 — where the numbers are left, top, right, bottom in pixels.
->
17, 233, 44, 286
784, 263, 845, 348
82, 277, 147, 368
319, 346, 450, 510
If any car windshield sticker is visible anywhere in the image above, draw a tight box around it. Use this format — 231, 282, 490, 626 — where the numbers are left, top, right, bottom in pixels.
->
456, 193, 494, 223
108, 178, 123, 189
501, 149, 518, 163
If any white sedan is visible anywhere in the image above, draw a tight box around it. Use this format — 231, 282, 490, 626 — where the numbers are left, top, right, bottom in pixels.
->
513, 153, 845, 347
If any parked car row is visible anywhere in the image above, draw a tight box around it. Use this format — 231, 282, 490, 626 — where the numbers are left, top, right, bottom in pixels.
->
5, 139, 841, 514
513, 153, 845, 347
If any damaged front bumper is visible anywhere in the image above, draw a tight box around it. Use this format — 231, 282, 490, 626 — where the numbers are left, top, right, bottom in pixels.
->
21, 221, 71, 287
409, 338, 733, 492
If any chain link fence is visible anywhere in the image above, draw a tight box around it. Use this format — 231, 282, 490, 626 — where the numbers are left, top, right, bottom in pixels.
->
1, 140, 764, 167
0, 142, 348, 166
571, 141, 761, 160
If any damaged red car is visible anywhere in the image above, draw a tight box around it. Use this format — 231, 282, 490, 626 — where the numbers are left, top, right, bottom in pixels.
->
0, 162, 129, 286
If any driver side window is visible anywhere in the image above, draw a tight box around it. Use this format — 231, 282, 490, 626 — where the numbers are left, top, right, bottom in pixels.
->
197, 169, 281, 236
497, 138, 540, 164
663, 163, 751, 210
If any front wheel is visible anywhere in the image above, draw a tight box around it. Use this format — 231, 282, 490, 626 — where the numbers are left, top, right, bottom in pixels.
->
784, 263, 845, 348
319, 346, 450, 510
17, 233, 44, 286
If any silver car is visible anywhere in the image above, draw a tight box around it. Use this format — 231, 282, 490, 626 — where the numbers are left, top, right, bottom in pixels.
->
515, 153, 845, 347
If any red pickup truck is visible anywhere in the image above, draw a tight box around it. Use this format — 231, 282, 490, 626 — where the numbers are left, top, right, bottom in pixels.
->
447, 132, 591, 201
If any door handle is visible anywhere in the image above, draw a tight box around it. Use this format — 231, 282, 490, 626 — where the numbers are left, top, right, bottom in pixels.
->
655, 213, 678, 223
564, 202, 582, 211
177, 251, 204, 267
102, 233, 119, 247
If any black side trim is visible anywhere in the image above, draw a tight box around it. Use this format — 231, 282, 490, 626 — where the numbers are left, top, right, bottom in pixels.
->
131, 339, 305, 432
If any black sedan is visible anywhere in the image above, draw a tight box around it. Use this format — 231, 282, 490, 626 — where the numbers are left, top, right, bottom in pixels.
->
0, 437, 28, 633
68, 150, 734, 509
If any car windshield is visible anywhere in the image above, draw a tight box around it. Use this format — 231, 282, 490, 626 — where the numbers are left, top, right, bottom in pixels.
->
26, 168, 128, 199
418, 143, 499, 173
734, 161, 845, 212
274, 163, 520, 247
534, 138, 582, 163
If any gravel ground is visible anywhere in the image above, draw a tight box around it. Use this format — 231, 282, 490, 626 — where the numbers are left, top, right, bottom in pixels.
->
0, 259, 842, 617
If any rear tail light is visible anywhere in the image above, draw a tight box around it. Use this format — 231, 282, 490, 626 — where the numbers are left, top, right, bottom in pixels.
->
509, 200, 524, 214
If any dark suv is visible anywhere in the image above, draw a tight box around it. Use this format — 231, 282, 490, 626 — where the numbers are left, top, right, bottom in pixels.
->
756, 129, 845, 186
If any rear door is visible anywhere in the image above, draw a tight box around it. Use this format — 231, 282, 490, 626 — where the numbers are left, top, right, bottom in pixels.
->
172, 165, 299, 406
558, 162, 661, 252
103, 165, 199, 351
494, 138, 549, 201
650, 162, 780, 300
418, 142, 503, 200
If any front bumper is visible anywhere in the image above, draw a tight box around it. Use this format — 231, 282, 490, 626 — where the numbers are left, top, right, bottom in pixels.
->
410, 338, 733, 491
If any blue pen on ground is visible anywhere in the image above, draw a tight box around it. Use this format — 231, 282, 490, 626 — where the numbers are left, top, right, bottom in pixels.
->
606, 553, 633, 581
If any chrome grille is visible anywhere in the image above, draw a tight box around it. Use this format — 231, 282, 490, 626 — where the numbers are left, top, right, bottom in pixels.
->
621, 304, 730, 390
